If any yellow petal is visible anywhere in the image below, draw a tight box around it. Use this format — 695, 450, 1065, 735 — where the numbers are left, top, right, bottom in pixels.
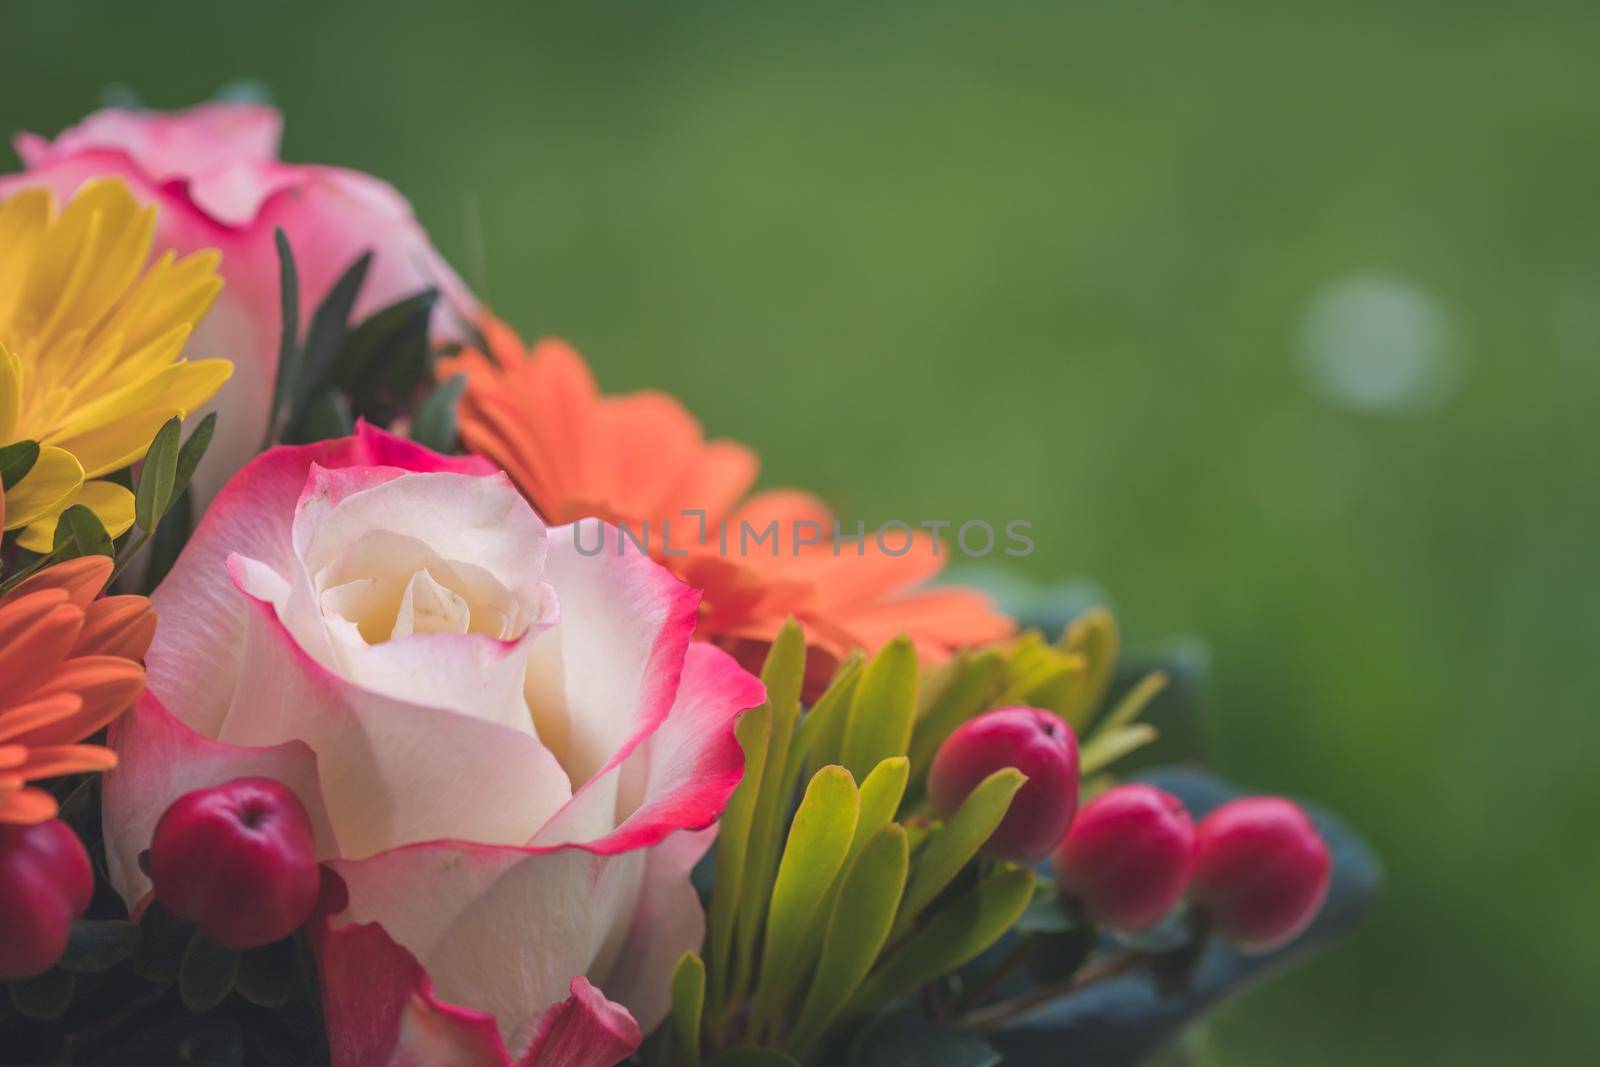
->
0, 188, 52, 325
2, 446, 83, 530
0, 344, 20, 442
45, 359, 233, 477
15, 479, 136, 554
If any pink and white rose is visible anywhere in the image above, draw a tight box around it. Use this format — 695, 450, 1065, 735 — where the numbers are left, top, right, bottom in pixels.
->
0, 103, 475, 505
102, 423, 763, 1067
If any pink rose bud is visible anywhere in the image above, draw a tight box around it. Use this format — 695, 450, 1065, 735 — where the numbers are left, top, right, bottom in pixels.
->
1191, 796, 1331, 952
1053, 783, 1195, 932
929, 707, 1081, 862
0, 819, 94, 979
149, 777, 320, 949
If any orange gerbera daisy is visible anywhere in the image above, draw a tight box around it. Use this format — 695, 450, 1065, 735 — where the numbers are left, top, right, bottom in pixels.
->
0, 552, 153, 823
443, 315, 1013, 687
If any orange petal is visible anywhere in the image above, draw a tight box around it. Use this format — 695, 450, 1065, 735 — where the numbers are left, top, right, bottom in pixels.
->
10, 655, 145, 747
3, 554, 113, 609
0, 785, 58, 824
0, 692, 84, 744
16, 742, 118, 780
0, 594, 84, 697
0, 744, 26, 769
73, 595, 157, 659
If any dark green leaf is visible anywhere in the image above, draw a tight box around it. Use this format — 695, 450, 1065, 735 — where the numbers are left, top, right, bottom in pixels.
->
284, 389, 354, 445
848, 1008, 1001, 1067
142, 488, 191, 593
708, 1049, 800, 1067
1013, 882, 1080, 935
0, 439, 39, 489
412, 372, 467, 452
8, 968, 75, 1019
58, 919, 140, 973
53, 503, 114, 559
295, 251, 373, 414
330, 289, 438, 419
172, 412, 218, 503
179, 931, 239, 1012
267, 229, 302, 446
235, 935, 296, 1008
135, 899, 193, 983
134, 415, 182, 531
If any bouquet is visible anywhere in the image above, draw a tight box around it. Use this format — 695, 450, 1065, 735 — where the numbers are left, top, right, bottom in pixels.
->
0, 101, 1378, 1067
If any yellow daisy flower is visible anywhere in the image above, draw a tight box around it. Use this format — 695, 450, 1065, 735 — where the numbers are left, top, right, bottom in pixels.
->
0, 178, 230, 552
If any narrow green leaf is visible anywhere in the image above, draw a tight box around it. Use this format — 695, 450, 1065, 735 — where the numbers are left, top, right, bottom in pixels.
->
670, 952, 706, 1067
0, 439, 39, 489
734, 619, 808, 995
142, 488, 191, 593
58, 919, 140, 973
179, 930, 239, 1012
296, 250, 372, 410
330, 289, 438, 414
752, 766, 860, 1032
839, 635, 919, 782
133, 416, 182, 531
1080, 723, 1159, 774
854, 867, 1036, 1015
708, 1050, 800, 1067
412, 373, 468, 452
906, 649, 1004, 802
267, 228, 302, 446
284, 389, 354, 445
707, 703, 771, 1013
789, 824, 910, 1054
52, 504, 114, 560
8, 968, 75, 1019
1098, 670, 1169, 733
1059, 607, 1118, 723
893, 768, 1026, 937
796, 653, 863, 783
236, 936, 297, 1008
172, 412, 218, 503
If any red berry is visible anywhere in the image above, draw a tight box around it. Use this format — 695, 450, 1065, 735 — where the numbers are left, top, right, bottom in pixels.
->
929, 707, 1080, 862
0, 819, 94, 979
1053, 784, 1195, 932
148, 777, 320, 949
1191, 796, 1331, 952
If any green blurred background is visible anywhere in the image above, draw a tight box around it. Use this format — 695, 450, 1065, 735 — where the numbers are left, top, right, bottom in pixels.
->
4, 1, 1596, 1062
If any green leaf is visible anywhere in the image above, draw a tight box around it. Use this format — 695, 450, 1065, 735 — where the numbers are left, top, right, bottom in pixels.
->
267, 229, 302, 446
1080, 723, 1159, 775
847, 1008, 1001, 1067
1097, 670, 1168, 734
670, 952, 706, 1067
707, 703, 771, 1013
58, 919, 140, 973
854, 867, 1036, 1014
753, 765, 860, 1032
235, 936, 296, 1008
1013, 881, 1080, 935
331, 289, 439, 418
52, 503, 114, 560
142, 488, 191, 593
284, 388, 355, 445
893, 768, 1026, 937
179, 931, 239, 1012
796, 653, 863, 783
134, 415, 182, 531
1059, 606, 1118, 724
135, 899, 194, 983
8, 968, 75, 1019
790, 824, 910, 1054
906, 650, 1004, 803
296, 250, 373, 412
839, 636, 919, 782
735, 619, 808, 995
708, 1050, 800, 1067
172, 412, 218, 503
412, 372, 468, 452
0, 439, 39, 489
